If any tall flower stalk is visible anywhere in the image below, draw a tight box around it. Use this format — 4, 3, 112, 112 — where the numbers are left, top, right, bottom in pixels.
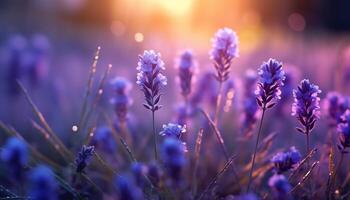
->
330, 109, 350, 195
137, 50, 167, 160
210, 27, 239, 125
247, 58, 285, 191
176, 50, 196, 126
292, 79, 321, 168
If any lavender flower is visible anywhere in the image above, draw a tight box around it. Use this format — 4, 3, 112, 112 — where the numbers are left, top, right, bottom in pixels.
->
337, 110, 350, 150
210, 28, 239, 82
268, 174, 292, 200
137, 50, 167, 112
147, 162, 162, 187
159, 123, 186, 139
175, 103, 188, 125
6, 35, 27, 95
75, 145, 95, 173
292, 79, 321, 135
161, 137, 187, 184
233, 193, 259, 200
131, 162, 148, 187
90, 126, 117, 153
271, 146, 301, 173
29, 165, 58, 200
114, 174, 143, 200
26, 34, 50, 86
0, 137, 28, 180
324, 92, 350, 126
110, 77, 132, 122
177, 50, 196, 98
190, 72, 214, 107
241, 70, 260, 136
255, 58, 285, 109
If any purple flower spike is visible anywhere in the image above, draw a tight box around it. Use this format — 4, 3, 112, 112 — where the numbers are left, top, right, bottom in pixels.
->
159, 123, 186, 139
255, 58, 285, 109
75, 145, 95, 173
292, 79, 321, 135
177, 50, 196, 97
161, 137, 187, 184
210, 28, 239, 82
268, 174, 292, 200
241, 70, 260, 136
110, 77, 133, 122
29, 165, 58, 200
271, 146, 301, 173
337, 110, 350, 150
137, 50, 167, 112
324, 92, 350, 126
0, 137, 28, 180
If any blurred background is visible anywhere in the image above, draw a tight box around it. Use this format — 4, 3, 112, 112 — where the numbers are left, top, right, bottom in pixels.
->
1, 0, 350, 143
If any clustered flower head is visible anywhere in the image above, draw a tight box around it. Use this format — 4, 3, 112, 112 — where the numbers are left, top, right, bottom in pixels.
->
337, 110, 350, 150
177, 50, 196, 97
75, 145, 95, 173
241, 70, 260, 136
110, 77, 132, 122
159, 123, 186, 139
292, 79, 321, 135
137, 50, 167, 112
324, 92, 350, 126
271, 146, 301, 173
161, 137, 187, 184
268, 174, 292, 200
255, 58, 285, 109
210, 27, 239, 82
90, 126, 117, 153
29, 165, 58, 200
0, 137, 28, 180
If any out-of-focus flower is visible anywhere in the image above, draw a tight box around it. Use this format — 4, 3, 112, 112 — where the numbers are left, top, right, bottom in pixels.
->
210, 28, 239, 82
176, 50, 196, 98
271, 146, 301, 173
110, 77, 133, 122
90, 126, 117, 153
324, 92, 350, 126
26, 34, 50, 86
75, 145, 94, 173
255, 58, 285, 109
175, 103, 188, 126
233, 193, 259, 200
159, 123, 186, 139
190, 71, 215, 108
161, 137, 187, 184
0, 137, 28, 180
337, 110, 350, 150
137, 50, 167, 112
29, 165, 58, 200
147, 162, 162, 187
131, 162, 148, 187
6, 35, 27, 95
292, 79, 321, 135
114, 174, 143, 200
268, 174, 292, 200
241, 70, 260, 136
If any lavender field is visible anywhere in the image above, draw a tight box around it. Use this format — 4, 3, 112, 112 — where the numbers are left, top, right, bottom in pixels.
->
1, 1, 350, 200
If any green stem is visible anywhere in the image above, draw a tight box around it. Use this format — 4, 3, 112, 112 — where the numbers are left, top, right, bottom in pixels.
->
152, 110, 158, 160
247, 106, 266, 192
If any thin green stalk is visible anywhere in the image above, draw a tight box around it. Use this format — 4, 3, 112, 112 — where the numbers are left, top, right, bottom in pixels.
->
330, 152, 345, 198
247, 106, 266, 192
152, 110, 158, 160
